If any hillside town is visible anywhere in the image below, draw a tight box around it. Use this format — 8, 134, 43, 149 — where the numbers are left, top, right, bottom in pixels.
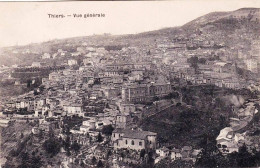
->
0, 7, 260, 168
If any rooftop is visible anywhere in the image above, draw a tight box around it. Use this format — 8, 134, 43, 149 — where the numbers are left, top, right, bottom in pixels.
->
113, 128, 157, 140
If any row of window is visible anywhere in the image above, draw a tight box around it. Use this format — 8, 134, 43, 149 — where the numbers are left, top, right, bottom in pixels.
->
125, 140, 143, 146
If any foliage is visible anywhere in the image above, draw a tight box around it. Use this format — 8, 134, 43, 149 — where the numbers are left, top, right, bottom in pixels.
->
163, 92, 179, 99
97, 132, 103, 142
101, 124, 114, 136
196, 143, 260, 167
71, 140, 80, 154
91, 156, 97, 165
154, 158, 193, 168
97, 160, 104, 167
140, 149, 146, 158
43, 137, 61, 157
106, 150, 112, 159
187, 56, 199, 71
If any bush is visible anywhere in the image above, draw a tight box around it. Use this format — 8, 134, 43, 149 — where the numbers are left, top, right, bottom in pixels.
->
97, 132, 103, 142
43, 137, 61, 156
101, 125, 114, 136
97, 160, 104, 167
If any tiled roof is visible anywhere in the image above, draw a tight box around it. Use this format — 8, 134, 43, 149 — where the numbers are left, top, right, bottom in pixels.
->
113, 128, 157, 140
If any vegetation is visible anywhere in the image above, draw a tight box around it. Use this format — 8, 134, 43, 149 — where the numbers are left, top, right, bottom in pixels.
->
71, 141, 80, 154
196, 143, 260, 167
154, 158, 193, 168
97, 160, 104, 167
141, 85, 257, 147
43, 137, 61, 157
101, 124, 114, 136
97, 132, 103, 142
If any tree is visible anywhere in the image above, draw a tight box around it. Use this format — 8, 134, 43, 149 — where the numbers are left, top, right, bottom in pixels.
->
198, 58, 206, 64
91, 156, 97, 165
106, 150, 112, 159
195, 142, 225, 167
63, 136, 70, 152
97, 132, 103, 142
101, 125, 114, 136
71, 141, 80, 154
187, 56, 199, 72
227, 144, 257, 167
97, 160, 104, 167
43, 137, 61, 157
140, 149, 146, 158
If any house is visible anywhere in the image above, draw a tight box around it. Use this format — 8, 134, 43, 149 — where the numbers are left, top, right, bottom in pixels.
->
68, 59, 78, 66
63, 103, 83, 115
103, 70, 123, 77
71, 52, 81, 57
216, 127, 234, 144
102, 86, 121, 99
130, 69, 144, 81
119, 103, 136, 114
245, 59, 258, 73
31, 62, 43, 67
0, 118, 12, 127
80, 119, 96, 132
216, 127, 239, 154
115, 114, 132, 129
39, 120, 59, 132
171, 148, 182, 160
34, 98, 46, 110
42, 53, 51, 59
112, 128, 157, 151
181, 146, 193, 161
156, 146, 170, 157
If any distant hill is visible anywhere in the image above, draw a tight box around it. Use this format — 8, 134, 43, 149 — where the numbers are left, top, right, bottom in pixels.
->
0, 8, 259, 67
183, 8, 260, 29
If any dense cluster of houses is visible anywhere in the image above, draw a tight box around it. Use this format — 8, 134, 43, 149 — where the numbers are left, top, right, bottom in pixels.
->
0, 30, 259, 167
216, 100, 260, 154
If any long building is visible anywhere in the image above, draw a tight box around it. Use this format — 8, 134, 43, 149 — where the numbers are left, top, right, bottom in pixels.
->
121, 83, 171, 103
112, 128, 157, 151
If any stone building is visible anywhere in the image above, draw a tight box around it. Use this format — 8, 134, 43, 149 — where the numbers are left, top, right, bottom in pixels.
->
112, 128, 157, 151
121, 83, 171, 103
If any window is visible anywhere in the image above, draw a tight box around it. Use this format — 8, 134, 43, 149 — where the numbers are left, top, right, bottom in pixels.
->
131, 140, 134, 145
139, 142, 142, 146
114, 134, 115, 137
125, 140, 128, 144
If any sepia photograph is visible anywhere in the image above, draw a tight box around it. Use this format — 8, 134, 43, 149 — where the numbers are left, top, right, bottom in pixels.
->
0, 0, 260, 167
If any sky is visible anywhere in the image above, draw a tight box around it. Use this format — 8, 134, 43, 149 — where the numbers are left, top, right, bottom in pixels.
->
0, 0, 259, 47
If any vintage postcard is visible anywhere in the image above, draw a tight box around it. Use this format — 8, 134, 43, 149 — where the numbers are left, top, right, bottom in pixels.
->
0, 0, 260, 167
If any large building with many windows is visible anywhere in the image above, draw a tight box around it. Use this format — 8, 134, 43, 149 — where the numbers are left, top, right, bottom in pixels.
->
112, 128, 157, 151
121, 83, 171, 103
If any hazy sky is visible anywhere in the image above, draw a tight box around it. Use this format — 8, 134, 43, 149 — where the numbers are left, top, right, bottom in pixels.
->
0, 0, 259, 47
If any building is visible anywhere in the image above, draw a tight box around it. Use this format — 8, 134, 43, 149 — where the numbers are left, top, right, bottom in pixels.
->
245, 59, 258, 73
63, 104, 83, 115
115, 114, 132, 129
42, 53, 51, 59
68, 59, 78, 66
156, 147, 170, 157
102, 86, 121, 99
80, 119, 96, 132
171, 148, 182, 160
112, 128, 157, 151
31, 62, 43, 67
121, 83, 172, 103
216, 127, 239, 154
119, 103, 136, 114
